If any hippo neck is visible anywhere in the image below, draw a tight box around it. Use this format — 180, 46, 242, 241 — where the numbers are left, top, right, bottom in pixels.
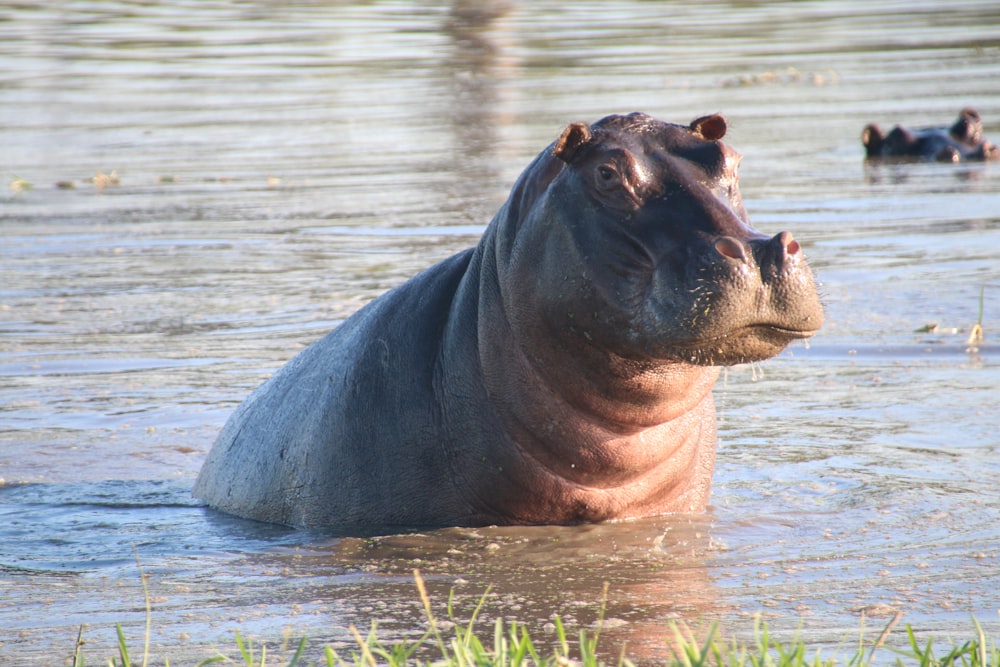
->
482, 310, 718, 480
472, 221, 719, 490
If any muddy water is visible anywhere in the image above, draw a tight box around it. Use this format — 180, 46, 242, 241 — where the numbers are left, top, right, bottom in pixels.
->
2, 0, 999, 664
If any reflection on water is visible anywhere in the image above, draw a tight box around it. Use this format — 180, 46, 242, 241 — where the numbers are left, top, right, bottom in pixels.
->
2, 0, 999, 664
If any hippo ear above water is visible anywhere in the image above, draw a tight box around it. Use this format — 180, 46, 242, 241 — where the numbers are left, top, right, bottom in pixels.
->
951, 108, 983, 144
554, 122, 593, 163
689, 114, 727, 141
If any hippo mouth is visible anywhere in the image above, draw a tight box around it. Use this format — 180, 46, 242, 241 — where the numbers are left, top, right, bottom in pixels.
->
746, 323, 817, 340
666, 322, 818, 366
702, 322, 818, 347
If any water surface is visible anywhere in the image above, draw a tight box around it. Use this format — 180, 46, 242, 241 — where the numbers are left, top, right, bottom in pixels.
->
2, 1, 999, 664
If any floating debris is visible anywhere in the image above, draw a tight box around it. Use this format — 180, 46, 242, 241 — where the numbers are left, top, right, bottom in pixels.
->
90, 170, 120, 192
720, 67, 841, 88
967, 285, 986, 345
8, 176, 32, 192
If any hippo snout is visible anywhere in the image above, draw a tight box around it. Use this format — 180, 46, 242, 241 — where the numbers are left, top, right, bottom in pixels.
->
670, 227, 822, 364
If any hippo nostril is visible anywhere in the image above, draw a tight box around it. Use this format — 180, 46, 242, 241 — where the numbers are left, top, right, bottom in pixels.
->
774, 230, 800, 256
936, 146, 961, 163
714, 236, 748, 262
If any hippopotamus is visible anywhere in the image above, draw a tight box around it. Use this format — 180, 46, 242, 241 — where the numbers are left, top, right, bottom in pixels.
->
194, 112, 824, 530
862, 108, 999, 162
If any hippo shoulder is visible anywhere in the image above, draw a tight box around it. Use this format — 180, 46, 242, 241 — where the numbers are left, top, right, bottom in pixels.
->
193, 248, 476, 527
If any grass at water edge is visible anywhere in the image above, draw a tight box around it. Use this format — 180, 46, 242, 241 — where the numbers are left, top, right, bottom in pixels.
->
71, 568, 999, 667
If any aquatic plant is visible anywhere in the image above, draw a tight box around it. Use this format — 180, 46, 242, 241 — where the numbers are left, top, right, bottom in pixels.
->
966, 285, 986, 346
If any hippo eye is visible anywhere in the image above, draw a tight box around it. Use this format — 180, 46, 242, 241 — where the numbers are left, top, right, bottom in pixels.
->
596, 164, 619, 186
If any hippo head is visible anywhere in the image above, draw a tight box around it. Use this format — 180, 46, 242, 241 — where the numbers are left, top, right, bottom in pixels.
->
497, 112, 824, 369
862, 108, 1000, 162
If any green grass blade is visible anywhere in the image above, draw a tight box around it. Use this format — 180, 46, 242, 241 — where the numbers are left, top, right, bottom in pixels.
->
463, 583, 493, 650
973, 616, 989, 667
414, 569, 449, 659
553, 616, 570, 658
115, 624, 131, 667
73, 624, 86, 667
286, 636, 308, 667
508, 623, 532, 667
520, 623, 542, 665
234, 632, 254, 665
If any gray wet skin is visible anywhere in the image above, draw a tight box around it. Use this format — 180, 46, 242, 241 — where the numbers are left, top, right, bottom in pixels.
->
194, 112, 824, 530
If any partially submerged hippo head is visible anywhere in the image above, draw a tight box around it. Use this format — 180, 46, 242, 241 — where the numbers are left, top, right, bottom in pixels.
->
862, 108, 999, 162
195, 111, 824, 529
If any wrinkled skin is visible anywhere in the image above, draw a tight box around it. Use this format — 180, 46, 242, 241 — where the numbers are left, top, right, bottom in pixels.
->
194, 112, 824, 530
862, 108, 999, 162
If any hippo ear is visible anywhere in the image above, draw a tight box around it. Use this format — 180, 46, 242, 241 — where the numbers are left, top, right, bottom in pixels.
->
554, 122, 592, 163
959, 107, 981, 122
951, 109, 982, 143
861, 124, 883, 148
690, 114, 727, 141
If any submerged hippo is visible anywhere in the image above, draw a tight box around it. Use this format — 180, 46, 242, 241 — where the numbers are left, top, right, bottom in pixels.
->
862, 108, 999, 162
194, 112, 824, 529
